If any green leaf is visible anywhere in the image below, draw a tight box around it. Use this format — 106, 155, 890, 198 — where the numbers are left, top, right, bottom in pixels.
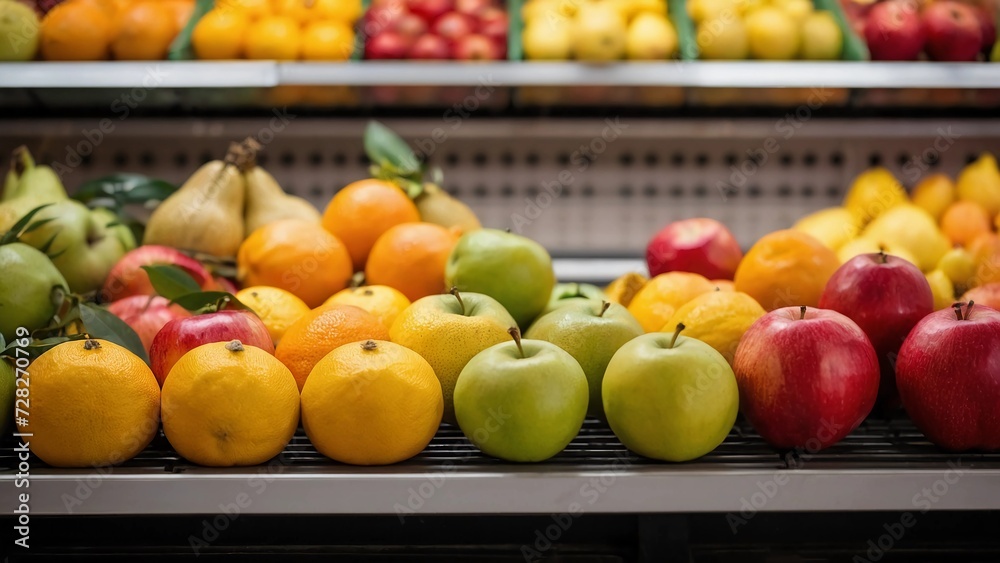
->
142, 264, 202, 301
364, 121, 421, 177
170, 291, 251, 314
73, 174, 177, 207
5, 334, 87, 363
0, 203, 53, 245
79, 303, 150, 364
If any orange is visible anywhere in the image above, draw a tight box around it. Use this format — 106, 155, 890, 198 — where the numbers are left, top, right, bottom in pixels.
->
322, 179, 421, 271
323, 285, 411, 330
217, 0, 272, 19
237, 219, 354, 309
235, 286, 311, 344
275, 304, 390, 390
164, 0, 195, 31
25, 339, 159, 467
40, 2, 114, 61
301, 19, 355, 60
244, 15, 300, 60
940, 200, 992, 248
970, 233, 1000, 287
301, 340, 443, 465
911, 173, 956, 221
734, 229, 840, 311
626, 272, 715, 332
604, 272, 646, 307
191, 10, 248, 59
365, 223, 460, 302
161, 340, 299, 466
111, 3, 178, 60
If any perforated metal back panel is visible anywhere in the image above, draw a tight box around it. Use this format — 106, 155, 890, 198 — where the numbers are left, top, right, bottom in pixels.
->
3, 118, 998, 254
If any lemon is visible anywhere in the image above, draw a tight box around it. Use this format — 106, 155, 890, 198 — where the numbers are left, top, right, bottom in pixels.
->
236, 286, 310, 344
861, 204, 951, 272
663, 290, 766, 366
925, 270, 955, 311
792, 207, 860, 251
843, 167, 907, 225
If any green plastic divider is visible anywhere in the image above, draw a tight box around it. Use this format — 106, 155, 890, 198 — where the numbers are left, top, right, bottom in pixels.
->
508, 0, 524, 61
669, 0, 699, 60
168, 0, 216, 61
813, 0, 869, 60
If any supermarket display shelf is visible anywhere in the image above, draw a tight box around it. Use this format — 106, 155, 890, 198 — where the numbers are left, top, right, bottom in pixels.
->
2, 419, 998, 516
2, 61, 1000, 89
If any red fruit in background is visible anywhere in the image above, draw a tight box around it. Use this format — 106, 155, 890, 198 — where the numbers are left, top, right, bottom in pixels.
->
433, 11, 474, 41
213, 276, 239, 294
407, 33, 451, 58
896, 303, 1000, 451
733, 306, 880, 450
366, 31, 411, 59
923, 1, 983, 61
961, 283, 1000, 310
364, 0, 408, 35
477, 6, 508, 43
149, 310, 274, 386
107, 295, 190, 353
819, 252, 934, 405
455, 0, 490, 17
453, 33, 501, 59
646, 218, 744, 280
407, 0, 452, 22
865, 0, 925, 61
101, 245, 213, 302
393, 11, 429, 40
977, 6, 997, 51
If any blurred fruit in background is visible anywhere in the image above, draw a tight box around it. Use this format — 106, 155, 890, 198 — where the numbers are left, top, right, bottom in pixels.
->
365, 0, 507, 60
691, 0, 841, 59
39, 0, 113, 60
111, 2, 179, 60
0, 0, 40, 60
191, 10, 248, 59
855, 0, 997, 61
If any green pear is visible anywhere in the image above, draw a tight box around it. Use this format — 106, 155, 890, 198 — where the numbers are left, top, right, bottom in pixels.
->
526, 300, 644, 418
454, 332, 588, 462
0, 147, 70, 232
543, 282, 605, 314
0, 1, 39, 62
445, 229, 556, 328
0, 242, 69, 342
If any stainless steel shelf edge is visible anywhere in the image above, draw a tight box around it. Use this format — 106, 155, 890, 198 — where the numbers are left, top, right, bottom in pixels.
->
2, 61, 1000, 89
4, 467, 999, 515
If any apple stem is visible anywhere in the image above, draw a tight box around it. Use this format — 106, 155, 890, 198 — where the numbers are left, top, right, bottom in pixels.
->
508, 327, 525, 358
83, 339, 101, 351
598, 300, 611, 317
142, 294, 156, 314
878, 248, 888, 264
966, 300, 975, 320
800, 306, 807, 320
953, 302, 964, 321
669, 323, 685, 349
362, 340, 378, 351
225, 340, 244, 353
449, 286, 465, 315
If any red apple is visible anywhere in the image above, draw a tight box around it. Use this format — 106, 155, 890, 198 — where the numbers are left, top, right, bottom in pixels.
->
407, 33, 451, 59
407, 0, 452, 22
733, 306, 880, 450
453, 33, 501, 59
477, 6, 508, 43
149, 310, 274, 386
923, 0, 983, 61
364, 0, 407, 35
455, 0, 490, 17
977, 6, 997, 52
393, 11, 429, 40
213, 276, 239, 294
865, 1, 925, 61
961, 283, 1000, 310
433, 12, 474, 41
366, 31, 411, 59
101, 245, 213, 302
896, 302, 1000, 450
819, 252, 934, 405
107, 295, 190, 353
646, 218, 744, 280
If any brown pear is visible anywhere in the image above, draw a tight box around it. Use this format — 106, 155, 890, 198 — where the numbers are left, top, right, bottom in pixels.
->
415, 183, 481, 234
243, 163, 320, 235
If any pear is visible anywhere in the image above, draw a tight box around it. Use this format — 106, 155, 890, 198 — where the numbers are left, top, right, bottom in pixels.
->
143, 143, 248, 257
0, 147, 69, 232
415, 183, 481, 234
843, 167, 907, 226
243, 161, 320, 235
0, 242, 69, 342
957, 153, 1000, 218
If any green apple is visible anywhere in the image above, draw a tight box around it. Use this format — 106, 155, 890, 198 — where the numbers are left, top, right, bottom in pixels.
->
445, 229, 555, 328
389, 290, 517, 424
20, 201, 136, 294
543, 282, 605, 315
454, 330, 588, 462
0, 1, 39, 62
603, 325, 738, 461
0, 356, 14, 436
0, 242, 69, 342
526, 300, 643, 418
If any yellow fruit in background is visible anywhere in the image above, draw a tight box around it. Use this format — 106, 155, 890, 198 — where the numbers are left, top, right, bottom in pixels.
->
734, 230, 840, 311
301, 340, 443, 465
861, 204, 951, 272
245, 15, 300, 60
688, 0, 736, 23
324, 285, 411, 330
604, 271, 647, 307
957, 153, 1000, 218
162, 340, 299, 467
522, 0, 575, 22
627, 272, 715, 332
776, 0, 813, 22
522, 19, 572, 60
910, 173, 955, 221
792, 206, 859, 251
191, 10, 248, 59
621, 0, 668, 20
697, 17, 750, 60
925, 270, 955, 311
745, 6, 799, 59
235, 286, 311, 344
626, 13, 678, 59
275, 0, 362, 23
26, 339, 159, 467
940, 200, 992, 247
837, 237, 919, 268
663, 290, 766, 366
844, 167, 907, 225
217, 0, 272, 19
936, 247, 978, 294
799, 11, 842, 60
301, 19, 355, 60
572, 3, 628, 61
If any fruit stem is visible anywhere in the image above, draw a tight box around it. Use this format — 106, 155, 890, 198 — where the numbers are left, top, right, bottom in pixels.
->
83, 339, 101, 351
598, 300, 611, 318
669, 323, 685, 349
225, 340, 244, 352
362, 340, 378, 351
966, 300, 975, 321
953, 302, 964, 321
508, 327, 525, 358
877, 248, 888, 264
11, 145, 31, 176
450, 286, 465, 315
800, 306, 807, 320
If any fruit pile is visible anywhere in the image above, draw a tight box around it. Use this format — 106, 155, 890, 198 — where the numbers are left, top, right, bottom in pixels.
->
690, 0, 843, 60
363, 0, 508, 60
2, 124, 999, 470
521, 0, 678, 60
192, 0, 362, 60
846, 0, 998, 61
